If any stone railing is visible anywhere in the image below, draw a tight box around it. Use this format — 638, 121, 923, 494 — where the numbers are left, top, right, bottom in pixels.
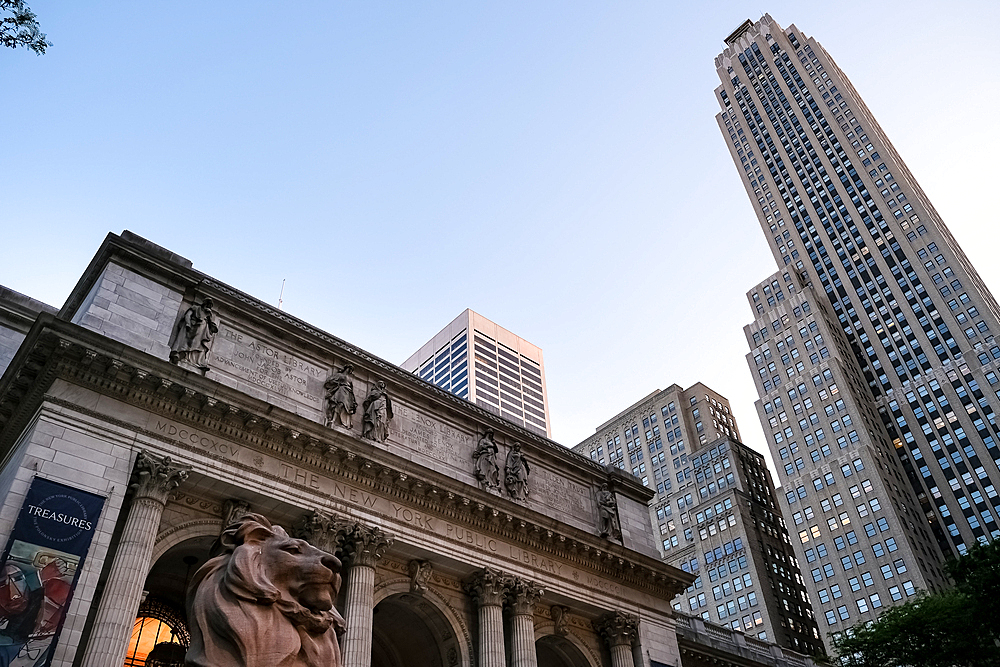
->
673, 612, 818, 667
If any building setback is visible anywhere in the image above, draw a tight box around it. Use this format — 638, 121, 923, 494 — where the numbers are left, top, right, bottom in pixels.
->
715, 14, 999, 646
402, 309, 550, 437
573, 384, 823, 656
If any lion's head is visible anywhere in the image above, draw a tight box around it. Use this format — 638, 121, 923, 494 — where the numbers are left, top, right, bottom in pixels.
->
185, 513, 346, 667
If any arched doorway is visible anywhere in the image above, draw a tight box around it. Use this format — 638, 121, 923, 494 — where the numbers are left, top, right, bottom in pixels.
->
123, 534, 215, 666
536, 634, 592, 667
371, 591, 464, 667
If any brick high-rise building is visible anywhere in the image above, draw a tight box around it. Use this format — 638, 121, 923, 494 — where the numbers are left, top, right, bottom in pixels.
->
573, 384, 823, 655
716, 14, 1000, 644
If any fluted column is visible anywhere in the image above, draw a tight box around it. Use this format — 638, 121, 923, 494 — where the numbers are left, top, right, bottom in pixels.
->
508, 576, 544, 667
465, 567, 508, 667
80, 451, 189, 667
595, 611, 640, 667
340, 523, 393, 667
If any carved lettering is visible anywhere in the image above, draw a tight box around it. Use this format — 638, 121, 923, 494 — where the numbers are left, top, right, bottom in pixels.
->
393, 404, 473, 471
211, 325, 325, 409
155, 420, 240, 459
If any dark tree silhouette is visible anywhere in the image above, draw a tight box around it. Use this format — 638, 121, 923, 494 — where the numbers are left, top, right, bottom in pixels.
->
833, 541, 1000, 667
1, 0, 49, 54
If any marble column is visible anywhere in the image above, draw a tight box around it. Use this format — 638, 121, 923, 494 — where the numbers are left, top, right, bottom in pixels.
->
80, 451, 189, 667
508, 576, 544, 667
340, 523, 393, 667
595, 611, 640, 667
465, 567, 508, 667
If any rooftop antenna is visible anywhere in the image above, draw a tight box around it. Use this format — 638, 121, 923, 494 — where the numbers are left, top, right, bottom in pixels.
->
278, 279, 286, 311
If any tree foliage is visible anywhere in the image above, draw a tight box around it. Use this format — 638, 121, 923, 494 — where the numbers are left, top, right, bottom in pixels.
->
1, 0, 49, 54
832, 541, 1000, 667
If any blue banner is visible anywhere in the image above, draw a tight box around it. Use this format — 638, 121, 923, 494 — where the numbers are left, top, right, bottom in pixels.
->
0, 477, 105, 667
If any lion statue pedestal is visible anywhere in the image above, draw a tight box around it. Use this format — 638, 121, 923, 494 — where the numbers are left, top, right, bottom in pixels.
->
185, 513, 346, 667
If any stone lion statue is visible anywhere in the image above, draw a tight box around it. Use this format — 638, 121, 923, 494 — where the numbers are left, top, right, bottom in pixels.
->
185, 513, 346, 667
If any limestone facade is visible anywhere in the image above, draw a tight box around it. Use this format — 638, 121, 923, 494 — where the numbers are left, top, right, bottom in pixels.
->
0, 231, 691, 667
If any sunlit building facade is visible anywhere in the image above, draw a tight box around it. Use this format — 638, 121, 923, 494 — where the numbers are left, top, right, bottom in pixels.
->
716, 14, 999, 645
401, 309, 550, 437
573, 384, 823, 655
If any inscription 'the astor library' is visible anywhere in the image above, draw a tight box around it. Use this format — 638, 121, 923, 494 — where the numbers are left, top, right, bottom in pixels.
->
212, 326, 325, 408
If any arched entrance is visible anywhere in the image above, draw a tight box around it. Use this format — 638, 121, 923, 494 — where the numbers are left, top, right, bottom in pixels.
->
371, 591, 465, 667
123, 534, 215, 666
536, 634, 592, 667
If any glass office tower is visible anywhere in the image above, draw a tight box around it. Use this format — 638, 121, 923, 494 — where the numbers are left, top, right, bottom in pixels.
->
402, 309, 550, 437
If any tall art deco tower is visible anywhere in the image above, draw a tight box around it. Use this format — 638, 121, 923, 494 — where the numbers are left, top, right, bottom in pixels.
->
715, 15, 1000, 644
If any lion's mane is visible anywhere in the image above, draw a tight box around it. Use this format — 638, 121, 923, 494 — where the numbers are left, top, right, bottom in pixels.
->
185, 513, 345, 667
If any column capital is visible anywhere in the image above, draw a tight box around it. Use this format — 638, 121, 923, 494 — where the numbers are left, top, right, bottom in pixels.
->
342, 523, 393, 568
594, 611, 639, 649
295, 509, 354, 556
130, 450, 189, 504
507, 576, 544, 615
464, 566, 508, 607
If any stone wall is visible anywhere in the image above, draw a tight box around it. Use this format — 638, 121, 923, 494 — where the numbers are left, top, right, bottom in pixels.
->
0, 399, 133, 665
0, 284, 55, 375
71, 261, 183, 361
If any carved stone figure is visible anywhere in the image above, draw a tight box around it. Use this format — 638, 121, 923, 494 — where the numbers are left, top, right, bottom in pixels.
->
221, 499, 252, 530
596, 483, 622, 540
504, 442, 530, 501
362, 380, 393, 442
169, 298, 219, 370
324, 364, 357, 429
408, 559, 433, 594
473, 428, 500, 489
551, 605, 570, 635
186, 513, 346, 667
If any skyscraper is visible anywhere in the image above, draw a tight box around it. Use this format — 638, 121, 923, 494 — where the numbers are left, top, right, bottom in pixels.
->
716, 15, 999, 641
402, 309, 550, 437
573, 384, 823, 655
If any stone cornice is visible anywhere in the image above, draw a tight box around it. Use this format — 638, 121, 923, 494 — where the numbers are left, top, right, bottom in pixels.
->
197, 276, 618, 487
0, 320, 689, 601
50, 230, 635, 495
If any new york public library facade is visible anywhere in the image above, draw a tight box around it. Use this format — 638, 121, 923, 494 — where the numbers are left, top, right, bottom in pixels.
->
0, 232, 819, 667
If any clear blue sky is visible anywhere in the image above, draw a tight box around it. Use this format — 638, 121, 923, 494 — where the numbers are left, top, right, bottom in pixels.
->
3, 1, 998, 474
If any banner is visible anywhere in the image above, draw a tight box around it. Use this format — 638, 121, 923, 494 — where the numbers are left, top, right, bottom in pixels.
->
0, 477, 105, 667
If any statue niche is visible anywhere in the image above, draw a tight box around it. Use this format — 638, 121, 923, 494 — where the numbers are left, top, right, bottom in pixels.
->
596, 483, 622, 541
169, 298, 220, 372
504, 442, 530, 501
324, 364, 358, 430
362, 380, 393, 442
185, 513, 346, 667
472, 428, 500, 490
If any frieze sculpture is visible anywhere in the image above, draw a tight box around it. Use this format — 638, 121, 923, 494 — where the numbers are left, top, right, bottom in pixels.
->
221, 499, 252, 529
408, 559, 434, 594
504, 442, 530, 501
324, 364, 358, 429
473, 428, 500, 489
596, 483, 622, 541
169, 298, 220, 371
186, 513, 346, 667
551, 605, 570, 636
362, 380, 393, 443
